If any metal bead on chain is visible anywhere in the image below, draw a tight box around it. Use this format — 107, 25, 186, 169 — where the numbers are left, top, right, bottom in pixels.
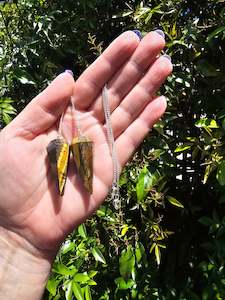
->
111, 183, 121, 210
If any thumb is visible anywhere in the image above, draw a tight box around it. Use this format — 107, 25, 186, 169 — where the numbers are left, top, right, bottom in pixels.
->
7, 71, 74, 138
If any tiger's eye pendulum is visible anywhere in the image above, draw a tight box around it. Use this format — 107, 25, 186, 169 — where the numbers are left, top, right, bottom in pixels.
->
70, 98, 93, 194
47, 112, 70, 196
71, 135, 93, 194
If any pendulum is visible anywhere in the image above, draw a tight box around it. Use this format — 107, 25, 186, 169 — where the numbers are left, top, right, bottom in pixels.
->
47, 111, 70, 196
70, 98, 93, 194
71, 135, 93, 194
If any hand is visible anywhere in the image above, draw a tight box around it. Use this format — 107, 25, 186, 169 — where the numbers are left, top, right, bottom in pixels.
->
0, 31, 172, 257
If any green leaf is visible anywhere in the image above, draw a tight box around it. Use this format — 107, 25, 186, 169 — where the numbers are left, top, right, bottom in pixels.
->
14, 69, 36, 85
65, 280, 73, 300
78, 224, 87, 238
115, 277, 135, 290
52, 262, 77, 276
96, 205, 116, 222
198, 217, 213, 226
86, 279, 97, 286
217, 161, 225, 186
195, 118, 219, 129
167, 196, 184, 208
136, 166, 160, 201
2, 112, 12, 124
155, 244, 161, 265
197, 60, 222, 77
135, 242, 145, 263
46, 278, 59, 296
174, 144, 191, 153
88, 270, 97, 278
61, 240, 75, 254
92, 247, 106, 264
121, 224, 129, 237
150, 243, 156, 254
207, 26, 225, 42
203, 164, 212, 185
119, 245, 135, 280
84, 286, 92, 300
72, 282, 84, 300
74, 273, 90, 284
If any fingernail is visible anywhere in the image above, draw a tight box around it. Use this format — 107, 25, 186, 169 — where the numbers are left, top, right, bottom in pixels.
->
154, 29, 165, 39
162, 54, 171, 62
65, 69, 74, 77
132, 30, 142, 40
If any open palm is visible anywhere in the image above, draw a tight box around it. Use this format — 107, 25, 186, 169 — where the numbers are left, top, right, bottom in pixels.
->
0, 31, 172, 254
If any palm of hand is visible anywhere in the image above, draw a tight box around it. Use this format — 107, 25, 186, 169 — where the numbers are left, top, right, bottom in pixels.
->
0, 110, 114, 250
0, 31, 172, 253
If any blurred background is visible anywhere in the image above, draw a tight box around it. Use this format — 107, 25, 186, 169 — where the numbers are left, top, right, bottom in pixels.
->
0, 0, 225, 299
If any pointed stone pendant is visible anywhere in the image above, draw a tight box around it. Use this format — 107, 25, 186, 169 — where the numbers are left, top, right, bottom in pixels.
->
47, 137, 70, 196
71, 135, 93, 194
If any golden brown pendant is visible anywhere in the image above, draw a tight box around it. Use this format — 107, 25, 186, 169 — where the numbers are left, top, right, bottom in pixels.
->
47, 136, 70, 196
71, 135, 93, 194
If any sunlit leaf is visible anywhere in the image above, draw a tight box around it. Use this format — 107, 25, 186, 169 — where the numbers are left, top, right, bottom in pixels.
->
136, 166, 161, 202
216, 161, 225, 186
46, 278, 59, 296
174, 144, 191, 153
78, 224, 87, 239
203, 165, 212, 185
52, 262, 77, 276
121, 224, 129, 237
72, 282, 84, 300
65, 280, 73, 300
84, 286, 92, 300
74, 273, 90, 284
115, 277, 135, 290
92, 247, 106, 264
195, 118, 219, 129
167, 196, 184, 208
14, 69, 36, 85
155, 245, 161, 265
135, 242, 145, 263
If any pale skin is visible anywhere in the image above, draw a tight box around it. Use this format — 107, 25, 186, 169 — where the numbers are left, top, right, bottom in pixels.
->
0, 31, 172, 299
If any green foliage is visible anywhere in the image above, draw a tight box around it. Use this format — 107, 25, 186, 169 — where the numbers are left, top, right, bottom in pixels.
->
1, 0, 225, 299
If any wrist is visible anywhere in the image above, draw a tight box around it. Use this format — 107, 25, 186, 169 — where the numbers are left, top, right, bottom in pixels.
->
0, 227, 53, 300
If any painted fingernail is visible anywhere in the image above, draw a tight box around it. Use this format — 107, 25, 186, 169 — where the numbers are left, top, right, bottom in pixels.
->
154, 29, 165, 39
162, 54, 172, 61
65, 69, 74, 77
132, 30, 142, 40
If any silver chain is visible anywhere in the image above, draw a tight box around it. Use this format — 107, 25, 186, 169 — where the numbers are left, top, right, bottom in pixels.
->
102, 85, 120, 210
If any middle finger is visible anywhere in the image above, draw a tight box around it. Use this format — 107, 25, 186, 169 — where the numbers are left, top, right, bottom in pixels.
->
90, 30, 165, 119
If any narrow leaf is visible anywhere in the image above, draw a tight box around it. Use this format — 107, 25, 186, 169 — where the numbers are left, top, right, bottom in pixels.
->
92, 247, 106, 264
174, 145, 191, 153
167, 196, 184, 208
73, 273, 90, 284
84, 286, 92, 300
217, 161, 225, 186
72, 282, 84, 300
78, 224, 87, 238
155, 245, 161, 265
46, 278, 59, 296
